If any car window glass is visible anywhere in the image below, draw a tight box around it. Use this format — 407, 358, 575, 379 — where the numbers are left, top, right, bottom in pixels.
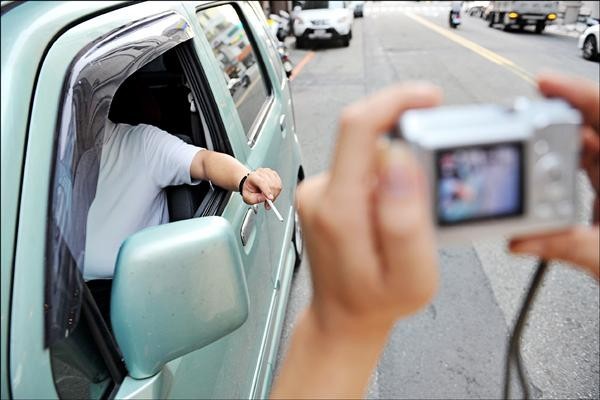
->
248, 4, 284, 83
51, 311, 113, 399
197, 4, 270, 138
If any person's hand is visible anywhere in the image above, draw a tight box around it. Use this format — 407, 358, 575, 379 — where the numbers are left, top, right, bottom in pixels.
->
241, 168, 283, 208
272, 83, 442, 399
510, 73, 600, 281
298, 83, 442, 335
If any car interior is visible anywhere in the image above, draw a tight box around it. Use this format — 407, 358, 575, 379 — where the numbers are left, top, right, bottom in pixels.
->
108, 47, 214, 224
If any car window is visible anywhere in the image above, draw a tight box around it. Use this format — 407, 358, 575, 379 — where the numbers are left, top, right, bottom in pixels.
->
197, 4, 271, 139
45, 11, 195, 399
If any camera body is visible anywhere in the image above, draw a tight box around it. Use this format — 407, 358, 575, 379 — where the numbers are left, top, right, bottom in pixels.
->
398, 98, 581, 243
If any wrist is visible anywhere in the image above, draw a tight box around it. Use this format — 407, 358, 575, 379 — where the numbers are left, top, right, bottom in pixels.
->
238, 171, 251, 194
306, 303, 394, 345
272, 307, 391, 399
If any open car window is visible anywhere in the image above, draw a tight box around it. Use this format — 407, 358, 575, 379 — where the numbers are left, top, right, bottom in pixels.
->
45, 11, 195, 399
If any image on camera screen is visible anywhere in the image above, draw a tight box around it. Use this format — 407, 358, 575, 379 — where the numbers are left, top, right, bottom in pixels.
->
436, 143, 523, 225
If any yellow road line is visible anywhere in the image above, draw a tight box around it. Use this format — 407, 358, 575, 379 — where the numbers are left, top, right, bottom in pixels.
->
290, 51, 315, 81
404, 11, 535, 85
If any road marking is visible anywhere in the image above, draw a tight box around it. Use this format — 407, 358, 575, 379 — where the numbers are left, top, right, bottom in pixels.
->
404, 11, 536, 85
290, 51, 315, 81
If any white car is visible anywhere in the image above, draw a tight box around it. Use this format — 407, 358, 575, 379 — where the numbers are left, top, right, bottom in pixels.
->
578, 23, 599, 61
293, 1, 353, 48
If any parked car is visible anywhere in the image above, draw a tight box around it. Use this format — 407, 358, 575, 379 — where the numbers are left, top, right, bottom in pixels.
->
1, 1, 303, 399
579, 23, 600, 61
293, 0, 354, 48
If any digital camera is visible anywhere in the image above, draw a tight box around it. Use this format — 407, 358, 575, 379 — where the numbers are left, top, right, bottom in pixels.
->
397, 98, 582, 243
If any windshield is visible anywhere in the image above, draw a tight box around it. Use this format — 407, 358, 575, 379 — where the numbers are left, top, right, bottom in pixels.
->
303, 1, 346, 10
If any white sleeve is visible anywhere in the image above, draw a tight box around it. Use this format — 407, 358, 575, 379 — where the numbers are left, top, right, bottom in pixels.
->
140, 124, 204, 188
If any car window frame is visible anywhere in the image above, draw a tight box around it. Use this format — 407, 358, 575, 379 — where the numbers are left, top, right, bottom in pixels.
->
44, 10, 196, 399
195, 1, 275, 148
174, 41, 234, 216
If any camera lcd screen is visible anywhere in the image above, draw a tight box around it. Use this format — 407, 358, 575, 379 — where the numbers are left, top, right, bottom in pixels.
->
436, 143, 523, 225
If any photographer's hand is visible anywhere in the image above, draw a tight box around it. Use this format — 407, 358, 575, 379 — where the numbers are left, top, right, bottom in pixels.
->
271, 83, 441, 399
510, 73, 600, 280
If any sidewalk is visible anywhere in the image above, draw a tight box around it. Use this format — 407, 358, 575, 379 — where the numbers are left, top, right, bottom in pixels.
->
546, 22, 590, 38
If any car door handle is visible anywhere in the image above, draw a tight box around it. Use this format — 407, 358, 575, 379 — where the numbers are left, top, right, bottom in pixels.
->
279, 114, 286, 132
241, 207, 257, 247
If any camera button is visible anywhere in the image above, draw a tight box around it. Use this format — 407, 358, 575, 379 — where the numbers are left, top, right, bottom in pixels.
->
548, 166, 563, 182
536, 154, 563, 183
534, 140, 549, 155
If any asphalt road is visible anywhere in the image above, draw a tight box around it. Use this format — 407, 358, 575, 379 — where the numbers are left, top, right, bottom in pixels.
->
275, 2, 599, 399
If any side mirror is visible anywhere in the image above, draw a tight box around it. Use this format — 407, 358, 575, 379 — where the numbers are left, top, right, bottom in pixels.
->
111, 217, 249, 379
294, 5, 302, 12
279, 10, 290, 19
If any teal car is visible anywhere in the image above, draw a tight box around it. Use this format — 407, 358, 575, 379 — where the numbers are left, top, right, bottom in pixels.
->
1, 1, 303, 398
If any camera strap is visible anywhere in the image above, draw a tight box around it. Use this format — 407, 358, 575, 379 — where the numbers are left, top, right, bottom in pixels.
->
503, 259, 549, 399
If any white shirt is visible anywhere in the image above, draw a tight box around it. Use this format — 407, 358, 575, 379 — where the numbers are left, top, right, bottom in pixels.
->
84, 121, 203, 280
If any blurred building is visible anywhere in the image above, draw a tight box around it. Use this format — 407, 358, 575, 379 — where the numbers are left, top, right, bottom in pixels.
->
558, 1, 599, 23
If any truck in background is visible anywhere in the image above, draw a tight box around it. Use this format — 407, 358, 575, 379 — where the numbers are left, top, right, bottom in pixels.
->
488, 1, 559, 33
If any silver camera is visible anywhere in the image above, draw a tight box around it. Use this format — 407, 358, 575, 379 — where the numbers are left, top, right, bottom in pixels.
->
398, 98, 582, 243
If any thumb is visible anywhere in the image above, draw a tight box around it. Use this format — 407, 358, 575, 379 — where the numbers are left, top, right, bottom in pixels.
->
374, 142, 438, 314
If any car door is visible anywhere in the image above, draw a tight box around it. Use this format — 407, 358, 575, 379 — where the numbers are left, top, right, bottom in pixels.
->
237, 4, 304, 395
159, 2, 289, 398
187, 0, 302, 378
8, 1, 277, 399
127, 3, 283, 398
9, 3, 198, 399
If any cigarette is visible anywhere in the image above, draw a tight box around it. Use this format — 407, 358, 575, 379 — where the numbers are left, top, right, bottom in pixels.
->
266, 199, 284, 222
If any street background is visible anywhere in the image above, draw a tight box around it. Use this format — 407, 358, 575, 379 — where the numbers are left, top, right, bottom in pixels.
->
274, 2, 599, 399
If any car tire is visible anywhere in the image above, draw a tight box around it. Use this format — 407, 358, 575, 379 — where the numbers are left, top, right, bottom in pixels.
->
342, 35, 350, 47
582, 35, 598, 60
488, 12, 494, 27
535, 21, 545, 34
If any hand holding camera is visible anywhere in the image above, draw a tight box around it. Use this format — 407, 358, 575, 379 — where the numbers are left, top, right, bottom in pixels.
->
273, 83, 442, 398
510, 73, 600, 280
273, 73, 599, 399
